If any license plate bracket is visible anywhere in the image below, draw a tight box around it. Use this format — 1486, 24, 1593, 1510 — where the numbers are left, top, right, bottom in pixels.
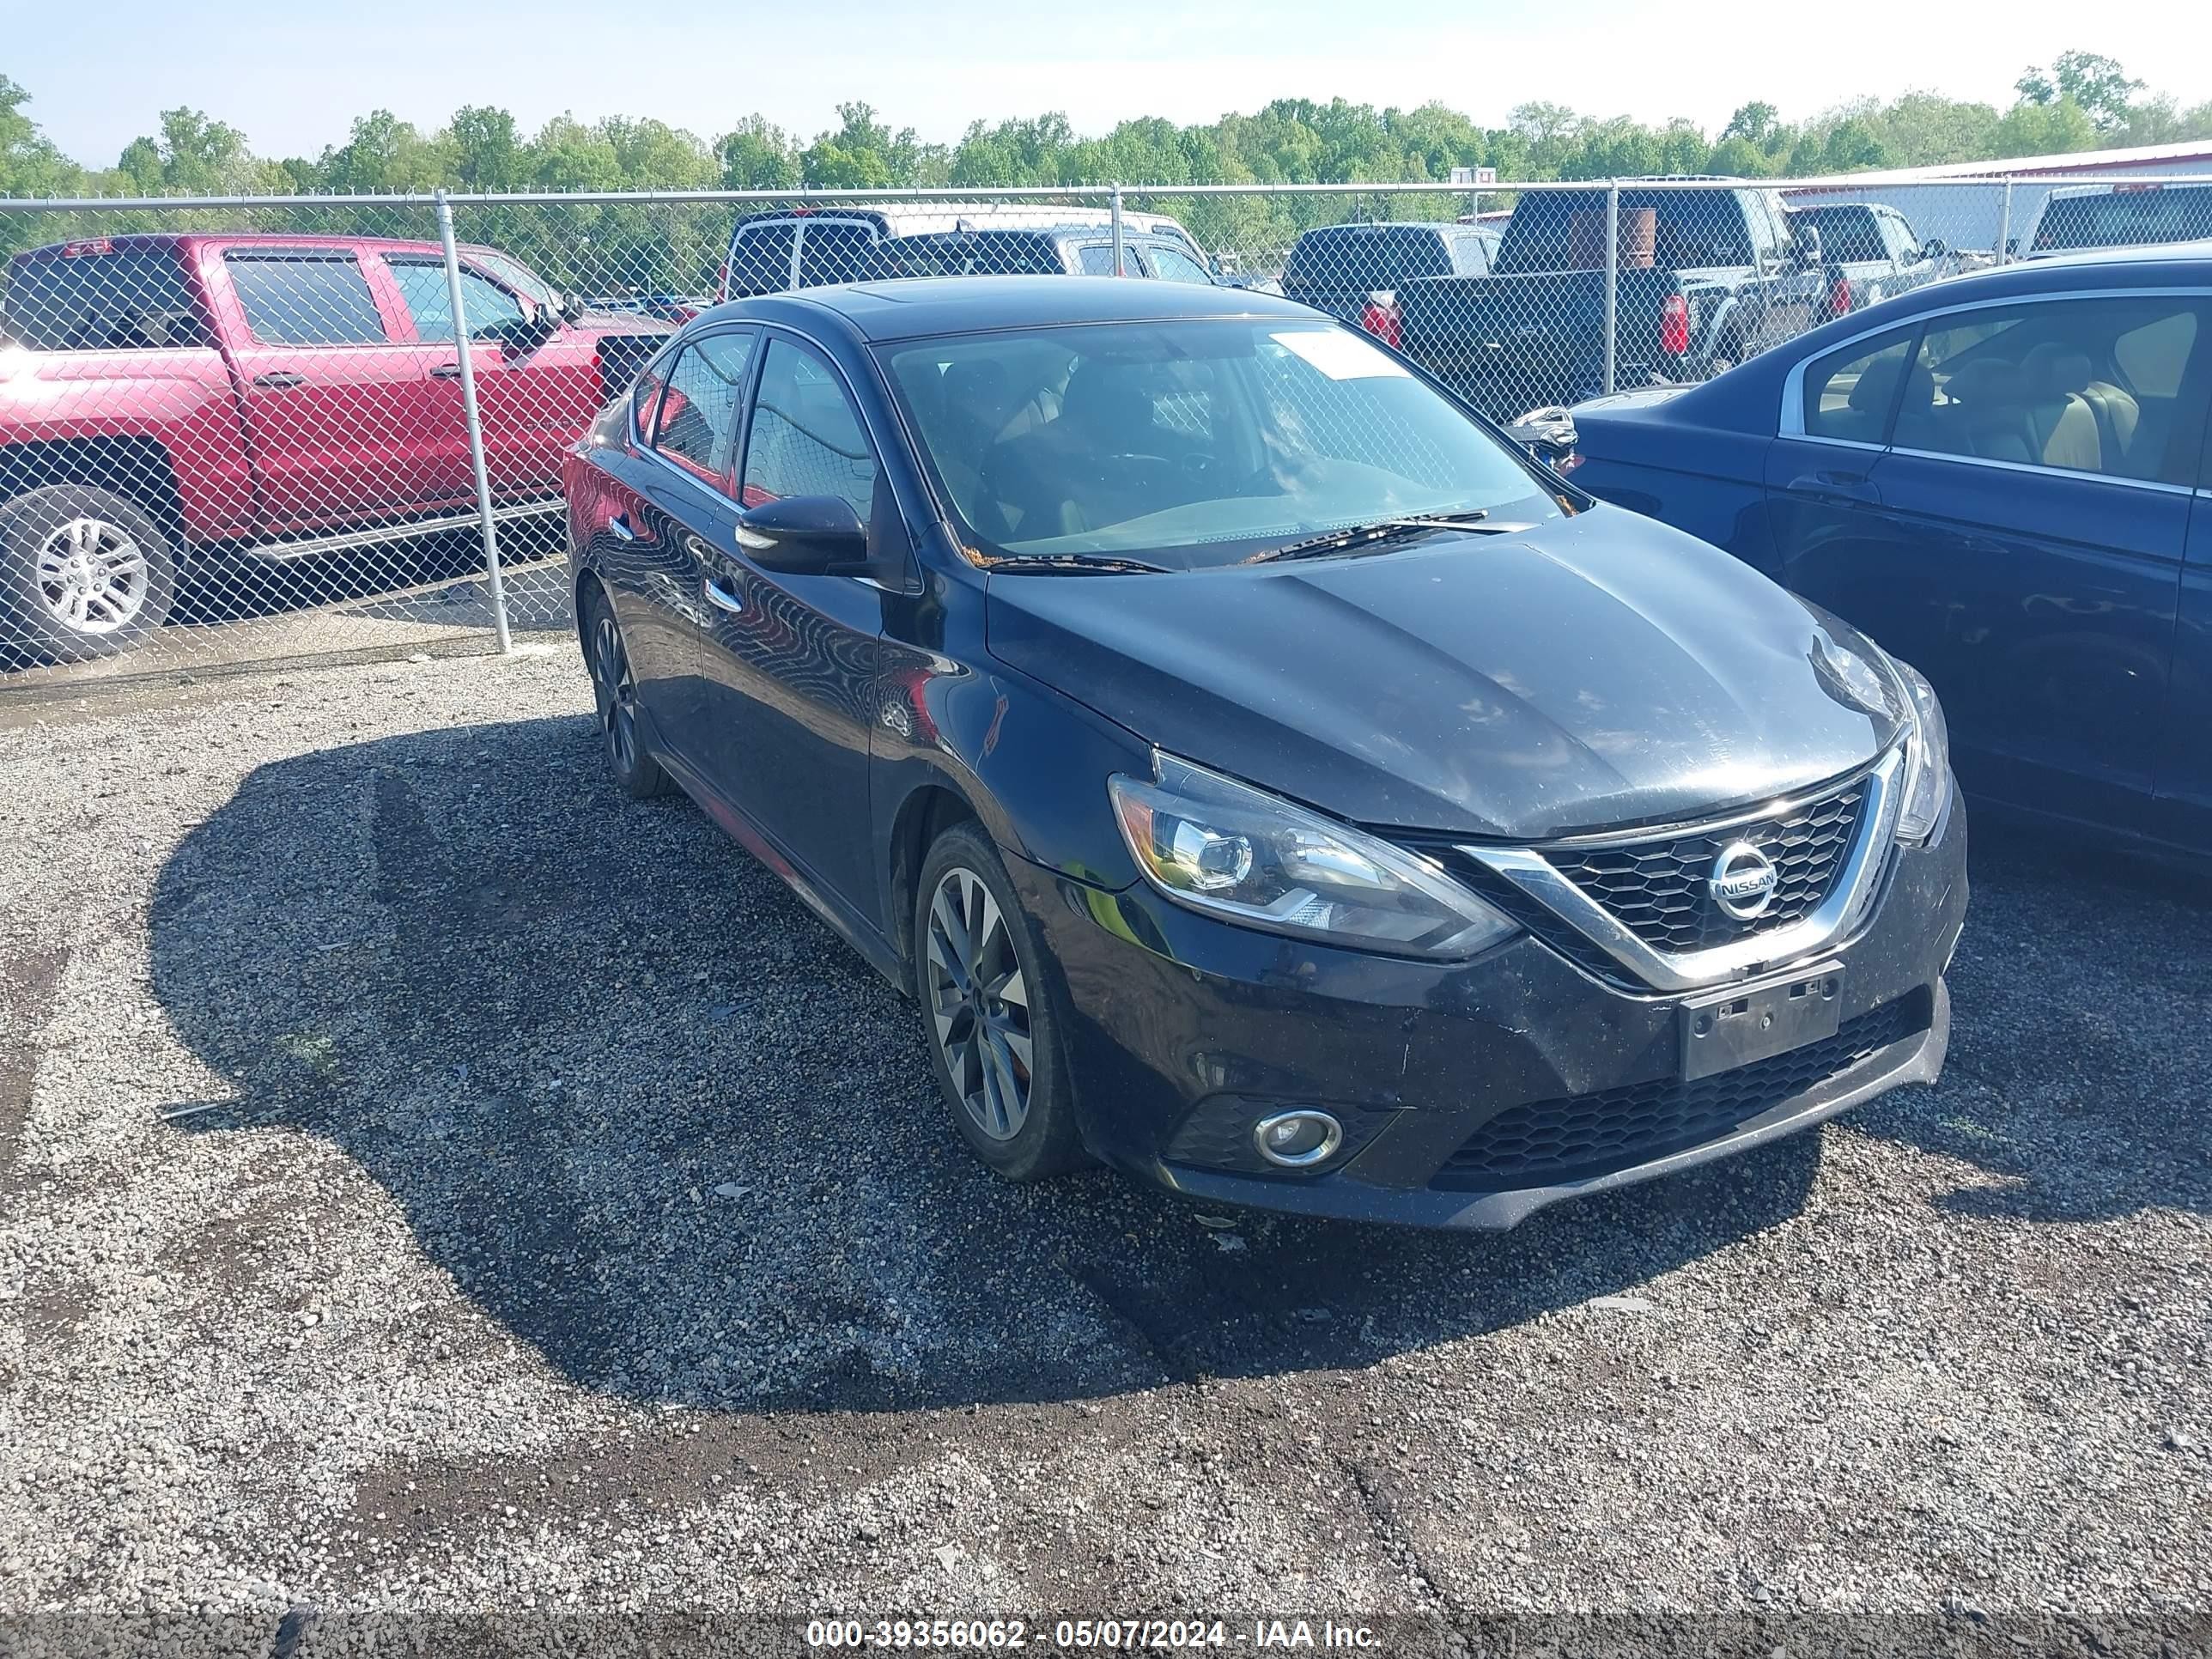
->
1679, 964, 1844, 1082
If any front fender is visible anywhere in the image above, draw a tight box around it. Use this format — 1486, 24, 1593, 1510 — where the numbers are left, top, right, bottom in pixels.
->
875, 625, 1151, 897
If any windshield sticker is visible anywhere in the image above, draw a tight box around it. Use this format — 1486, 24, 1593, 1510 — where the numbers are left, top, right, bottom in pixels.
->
1271, 329, 1410, 380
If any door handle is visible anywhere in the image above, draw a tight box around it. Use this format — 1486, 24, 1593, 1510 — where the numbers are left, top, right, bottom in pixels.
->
1786, 471, 1881, 506
702, 575, 745, 616
429, 362, 465, 380
606, 514, 636, 542
251, 371, 308, 389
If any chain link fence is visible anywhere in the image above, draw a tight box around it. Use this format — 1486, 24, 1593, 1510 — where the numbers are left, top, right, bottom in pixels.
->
3, 170, 2206, 693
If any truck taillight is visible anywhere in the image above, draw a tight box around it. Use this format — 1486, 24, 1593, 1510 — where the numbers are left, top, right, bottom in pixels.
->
1660, 293, 1690, 356
1358, 292, 1401, 349
715, 261, 729, 303
1829, 276, 1853, 317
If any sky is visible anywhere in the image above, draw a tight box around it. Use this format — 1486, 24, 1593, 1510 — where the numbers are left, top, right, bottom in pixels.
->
7, 0, 2209, 169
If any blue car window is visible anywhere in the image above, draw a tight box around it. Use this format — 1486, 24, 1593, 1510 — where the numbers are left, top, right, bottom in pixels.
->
1899, 298, 2206, 483
1802, 325, 1920, 445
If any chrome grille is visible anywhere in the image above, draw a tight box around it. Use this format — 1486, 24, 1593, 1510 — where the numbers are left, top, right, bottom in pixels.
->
1543, 781, 1867, 954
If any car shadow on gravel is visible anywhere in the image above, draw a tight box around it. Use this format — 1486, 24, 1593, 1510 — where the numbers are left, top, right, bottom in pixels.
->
148, 714, 1982, 1416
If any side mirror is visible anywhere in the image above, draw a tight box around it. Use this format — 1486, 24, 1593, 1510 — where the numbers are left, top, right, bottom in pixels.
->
1921, 237, 1947, 259
736, 494, 869, 574
1506, 406, 1577, 465
1790, 223, 1824, 267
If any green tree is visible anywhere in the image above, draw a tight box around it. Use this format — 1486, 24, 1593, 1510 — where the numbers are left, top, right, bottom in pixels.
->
2016, 50, 2143, 134
118, 106, 282, 194
1721, 102, 1781, 148
716, 115, 799, 190
452, 106, 526, 191
1993, 96, 2099, 157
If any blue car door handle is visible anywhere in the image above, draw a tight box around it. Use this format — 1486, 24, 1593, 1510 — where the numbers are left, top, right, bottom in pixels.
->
703, 574, 746, 616
1788, 471, 1882, 506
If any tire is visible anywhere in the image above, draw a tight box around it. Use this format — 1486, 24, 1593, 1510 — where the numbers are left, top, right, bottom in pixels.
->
580, 586, 673, 799
914, 821, 1090, 1182
0, 483, 179, 666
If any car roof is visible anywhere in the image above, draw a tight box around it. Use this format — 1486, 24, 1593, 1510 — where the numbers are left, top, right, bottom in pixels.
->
1295, 221, 1488, 236
15, 231, 450, 261
2044, 179, 2212, 200
885, 225, 1148, 242
693, 275, 1319, 343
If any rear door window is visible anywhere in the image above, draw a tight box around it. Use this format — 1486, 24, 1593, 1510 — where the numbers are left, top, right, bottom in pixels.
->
1800, 324, 1919, 444
652, 331, 758, 488
226, 252, 390, 346
798, 222, 882, 288
726, 222, 798, 296
1449, 233, 1495, 275
1897, 297, 2208, 482
1, 246, 208, 349
1144, 242, 1212, 285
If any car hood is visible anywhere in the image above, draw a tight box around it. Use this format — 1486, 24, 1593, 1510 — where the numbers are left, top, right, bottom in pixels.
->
1569, 385, 1695, 417
984, 507, 1904, 841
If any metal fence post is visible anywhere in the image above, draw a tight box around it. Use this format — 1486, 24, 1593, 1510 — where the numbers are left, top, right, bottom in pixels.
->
1111, 184, 1126, 276
1602, 181, 1620, 396
436, 188, 512, 654
1995, 180, 2014, 266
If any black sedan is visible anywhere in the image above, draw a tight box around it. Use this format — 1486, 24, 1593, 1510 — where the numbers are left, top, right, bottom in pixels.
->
561, 277, 1966, 1230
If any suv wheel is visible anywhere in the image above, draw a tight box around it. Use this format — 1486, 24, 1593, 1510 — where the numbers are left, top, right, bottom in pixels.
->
0, 484, 178, 665
915, 822, 1089, 1182
581, 588, 672, 799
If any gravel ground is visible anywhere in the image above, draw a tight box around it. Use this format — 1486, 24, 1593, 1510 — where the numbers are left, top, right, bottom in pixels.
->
1, 647, 2208, 1657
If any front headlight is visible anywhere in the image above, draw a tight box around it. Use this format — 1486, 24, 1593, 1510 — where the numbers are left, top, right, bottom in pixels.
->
1108, 753, 1517, 959
1890, 659, 1954, 844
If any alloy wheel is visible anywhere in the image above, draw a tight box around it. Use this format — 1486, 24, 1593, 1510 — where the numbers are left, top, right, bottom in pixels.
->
35, 518, 149, 635
924, 866, 1034, 1141
590, 611, 641, 774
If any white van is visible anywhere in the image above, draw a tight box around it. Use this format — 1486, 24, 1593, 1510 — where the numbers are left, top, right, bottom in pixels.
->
716, 203, 1210, 299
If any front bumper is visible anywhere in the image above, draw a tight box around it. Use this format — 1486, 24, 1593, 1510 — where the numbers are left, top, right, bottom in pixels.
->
1006, 807, 1966, 1230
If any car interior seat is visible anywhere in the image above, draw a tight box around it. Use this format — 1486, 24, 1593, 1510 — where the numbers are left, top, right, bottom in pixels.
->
1941, 359, 2039, 464
984, 362, 1161, 538
2019, 342, 2103, 472
2075, 371, 2142, 472
1833, 356, 1906, 443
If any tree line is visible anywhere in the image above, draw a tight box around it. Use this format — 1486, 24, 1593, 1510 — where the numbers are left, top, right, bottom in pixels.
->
3, 51, 2207, 288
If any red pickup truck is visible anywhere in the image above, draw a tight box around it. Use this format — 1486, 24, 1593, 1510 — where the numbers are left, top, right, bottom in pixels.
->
0, 232, 668, 664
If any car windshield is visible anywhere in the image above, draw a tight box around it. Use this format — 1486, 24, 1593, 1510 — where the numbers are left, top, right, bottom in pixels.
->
879, 319, 1567, 569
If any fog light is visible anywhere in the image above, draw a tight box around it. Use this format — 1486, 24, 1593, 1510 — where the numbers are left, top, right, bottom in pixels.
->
1253, 1109, 1345, 1169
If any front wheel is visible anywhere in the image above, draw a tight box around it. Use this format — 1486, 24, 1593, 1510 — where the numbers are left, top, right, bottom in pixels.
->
915, 822, 1090, 1182
0, 483, 179, 666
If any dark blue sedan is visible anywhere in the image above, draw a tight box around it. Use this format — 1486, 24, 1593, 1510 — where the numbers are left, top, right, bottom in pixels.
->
1559, 245, 2212, 855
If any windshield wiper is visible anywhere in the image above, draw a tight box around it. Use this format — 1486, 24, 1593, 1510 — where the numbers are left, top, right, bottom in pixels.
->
980, 554, 1173, 575
1247, 509, 1528, 565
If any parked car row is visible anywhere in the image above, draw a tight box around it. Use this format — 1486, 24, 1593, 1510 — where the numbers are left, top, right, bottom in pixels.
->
5, 178, 2201, 671
0, 233, 668, 664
